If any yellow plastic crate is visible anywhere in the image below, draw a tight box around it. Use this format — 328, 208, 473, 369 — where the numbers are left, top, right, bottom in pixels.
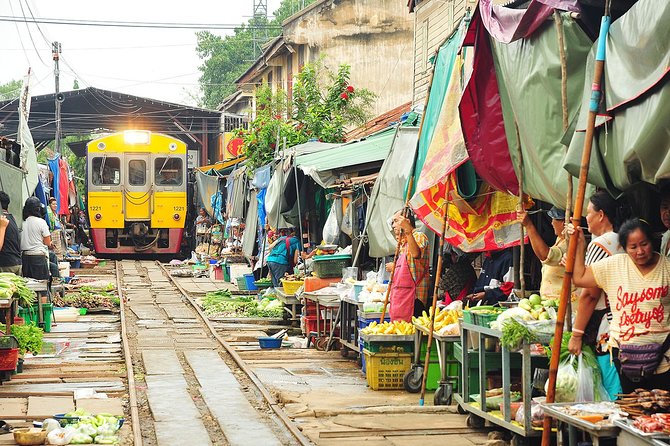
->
281, 279, 304, 295
363, 349, 412, 390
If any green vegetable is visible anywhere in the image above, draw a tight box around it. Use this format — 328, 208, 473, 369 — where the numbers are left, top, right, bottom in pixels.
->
94, 435, 119, 444
500, 319, 537, 349
70, 433, 94, 444
0, 323, 43, 355
529, 294, 542, 306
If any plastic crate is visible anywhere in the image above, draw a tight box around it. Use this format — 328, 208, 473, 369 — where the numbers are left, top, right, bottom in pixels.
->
244, 274, 258, 291
304, 276, 341, 292
301, 315, 339, 337
281, 279, 304, 295
0, 336, 19, 349
0, 348, 19, 371
364, 349, 413, 390
312, 254, 351, 278
236, 277, 248, 291
463, 306, 501, 327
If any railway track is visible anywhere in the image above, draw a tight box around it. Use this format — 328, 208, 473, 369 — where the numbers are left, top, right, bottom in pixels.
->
116, 260, 310, 446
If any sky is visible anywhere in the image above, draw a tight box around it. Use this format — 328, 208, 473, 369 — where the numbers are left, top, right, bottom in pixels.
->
0, 0, 283, 107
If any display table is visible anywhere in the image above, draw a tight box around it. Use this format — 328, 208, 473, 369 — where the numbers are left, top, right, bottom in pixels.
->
541, 403, 619, 446
275, 287, 301, 326
24, 279, 49, 326
339, 296, 363, 355
614, 419, 670, 446
454, 322, 549, 440
0, 297, 16, 334
303, 290, 340, 339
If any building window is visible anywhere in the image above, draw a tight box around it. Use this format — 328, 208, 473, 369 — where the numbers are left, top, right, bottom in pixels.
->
287, 54, 293, 96
277, 66, 283, 90
267, 70, 273, 88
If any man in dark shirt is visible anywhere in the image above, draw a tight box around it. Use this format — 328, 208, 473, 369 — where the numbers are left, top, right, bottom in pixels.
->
0, 191, 22, 275
466, 248, 514, 305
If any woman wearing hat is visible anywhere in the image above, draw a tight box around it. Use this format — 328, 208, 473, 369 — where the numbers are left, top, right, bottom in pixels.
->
517, 205, 578, 302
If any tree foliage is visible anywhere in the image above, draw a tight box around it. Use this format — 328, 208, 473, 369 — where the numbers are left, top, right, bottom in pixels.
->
196, 0, 317, 108
235, 60, 376, 172
0, 79, 21, 101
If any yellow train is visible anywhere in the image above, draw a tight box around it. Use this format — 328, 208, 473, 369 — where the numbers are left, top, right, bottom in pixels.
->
86, 131, 187, 255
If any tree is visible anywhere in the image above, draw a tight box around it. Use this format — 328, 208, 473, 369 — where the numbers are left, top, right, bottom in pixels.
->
235, 60, 376, 171
0, 80, 21, 101
196, 0, 317, 108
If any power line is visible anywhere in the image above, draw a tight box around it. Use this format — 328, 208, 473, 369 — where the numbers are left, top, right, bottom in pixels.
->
0, 15, 283, 30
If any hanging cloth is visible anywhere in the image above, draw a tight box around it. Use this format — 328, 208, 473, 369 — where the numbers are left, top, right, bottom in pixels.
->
57, 158, 70, 216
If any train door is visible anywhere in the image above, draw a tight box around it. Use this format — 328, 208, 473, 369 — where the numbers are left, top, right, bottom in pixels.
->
124, 154, 151, 220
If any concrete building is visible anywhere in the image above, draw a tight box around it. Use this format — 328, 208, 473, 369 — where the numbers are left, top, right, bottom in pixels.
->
227, 0, 415, 121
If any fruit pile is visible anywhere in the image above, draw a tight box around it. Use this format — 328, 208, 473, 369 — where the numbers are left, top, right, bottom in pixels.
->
517, 293, 557, 321
412, 307, 462, 331
361, 320, 415, 335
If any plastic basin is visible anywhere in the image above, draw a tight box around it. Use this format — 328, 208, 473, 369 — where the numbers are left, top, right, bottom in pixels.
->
258, 337, 282, 349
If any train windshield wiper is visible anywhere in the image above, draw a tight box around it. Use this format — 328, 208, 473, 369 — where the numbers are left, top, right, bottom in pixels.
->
157, 155, 170, 177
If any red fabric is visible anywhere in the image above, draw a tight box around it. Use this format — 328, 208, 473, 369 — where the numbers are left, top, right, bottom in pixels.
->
389, 252, 416, 323
478, 0, 579, 44
459, 12, 519, 195
57, 159, 70, 216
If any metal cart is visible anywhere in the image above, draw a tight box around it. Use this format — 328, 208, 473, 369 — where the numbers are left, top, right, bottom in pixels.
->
275, 287, 301, 326
404, 323, 459, 405
303, 291, 340, 350
338, 296, 363, 357
453, 322, 550, 446
614, 419, 670, 446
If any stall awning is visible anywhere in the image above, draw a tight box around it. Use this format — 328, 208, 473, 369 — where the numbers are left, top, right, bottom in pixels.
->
296, 128, 396, 187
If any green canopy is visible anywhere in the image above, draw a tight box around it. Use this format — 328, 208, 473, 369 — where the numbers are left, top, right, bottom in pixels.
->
296, 128, 396, 187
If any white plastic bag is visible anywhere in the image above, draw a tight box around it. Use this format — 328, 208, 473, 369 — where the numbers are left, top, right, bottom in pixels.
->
47, 427, 75, 445
322, 204, 340, 244
576, 353, 595, 402
553, 355, 578, 402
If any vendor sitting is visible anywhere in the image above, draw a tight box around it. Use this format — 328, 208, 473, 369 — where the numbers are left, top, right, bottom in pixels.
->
465, 248, 513, 305
385, 209, 430, 322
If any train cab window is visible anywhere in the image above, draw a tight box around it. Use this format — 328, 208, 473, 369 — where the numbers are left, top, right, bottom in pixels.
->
92, 157, 121, 186
128, 160, 146, 186
155, 158, 183, 186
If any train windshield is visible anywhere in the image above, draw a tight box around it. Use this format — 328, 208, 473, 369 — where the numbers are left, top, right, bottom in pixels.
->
92, 157, 121, 185
155, 157, 183, 186
128, 160, 146, 186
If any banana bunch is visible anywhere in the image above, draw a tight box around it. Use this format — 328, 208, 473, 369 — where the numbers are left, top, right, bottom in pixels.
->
361, 320, 416, 335
412, 307, 463, 331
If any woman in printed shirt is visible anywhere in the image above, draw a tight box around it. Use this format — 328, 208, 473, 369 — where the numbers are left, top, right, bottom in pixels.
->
569, 190, 626, 399
570, 218, 670, 392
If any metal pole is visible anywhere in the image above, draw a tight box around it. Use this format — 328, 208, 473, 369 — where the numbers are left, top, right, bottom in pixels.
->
52, 42, 62, 154
291, 139, 307, 278
541, 3, 611, 444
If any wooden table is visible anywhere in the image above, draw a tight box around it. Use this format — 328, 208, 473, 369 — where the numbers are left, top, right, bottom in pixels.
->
275, 287, 301, 325
0, 297, 16, 334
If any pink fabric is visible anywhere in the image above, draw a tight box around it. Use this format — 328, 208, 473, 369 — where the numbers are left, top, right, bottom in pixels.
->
57, 159, 70, 216
389, 252, 416, 323
479, 0, 580, 44
459, 12, 519, 195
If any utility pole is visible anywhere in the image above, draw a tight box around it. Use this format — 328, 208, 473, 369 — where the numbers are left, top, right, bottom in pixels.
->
252, 0, 268, 58
52, 41, 62, 154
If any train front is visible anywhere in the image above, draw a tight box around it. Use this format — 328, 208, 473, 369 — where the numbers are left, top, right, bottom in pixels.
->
86, 131, 187, 256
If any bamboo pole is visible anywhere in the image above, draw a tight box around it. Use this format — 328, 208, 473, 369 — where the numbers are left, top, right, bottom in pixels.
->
419, 198, 449, 406
541, 3, 611, 445
515, 123, 526, 297
555, 10, 574, 328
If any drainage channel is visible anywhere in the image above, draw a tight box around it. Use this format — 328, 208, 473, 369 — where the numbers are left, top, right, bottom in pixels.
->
119, 260, 299, 446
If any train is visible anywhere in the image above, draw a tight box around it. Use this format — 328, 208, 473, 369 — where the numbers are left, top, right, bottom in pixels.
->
86, 130, 187, 255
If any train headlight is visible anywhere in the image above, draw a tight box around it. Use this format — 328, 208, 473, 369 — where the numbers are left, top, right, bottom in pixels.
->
173, 213, 180, 221
123, 130, 151, 145
95, 213, 102, 221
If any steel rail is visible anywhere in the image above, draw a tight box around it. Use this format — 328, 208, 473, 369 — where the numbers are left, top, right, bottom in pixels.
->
114, 260, 144, 446
155, 261, 313, 446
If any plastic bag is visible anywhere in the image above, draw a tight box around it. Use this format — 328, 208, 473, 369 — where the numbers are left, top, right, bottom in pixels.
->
47, 427, 75, 445
553, 355, 578, 402
340, 202, 353, 236
322, 204, 340, 244
576, 353, 596, 402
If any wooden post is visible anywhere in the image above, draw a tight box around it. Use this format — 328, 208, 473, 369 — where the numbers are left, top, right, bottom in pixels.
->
541, 4, 611, 444
419, 197, 449, 406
